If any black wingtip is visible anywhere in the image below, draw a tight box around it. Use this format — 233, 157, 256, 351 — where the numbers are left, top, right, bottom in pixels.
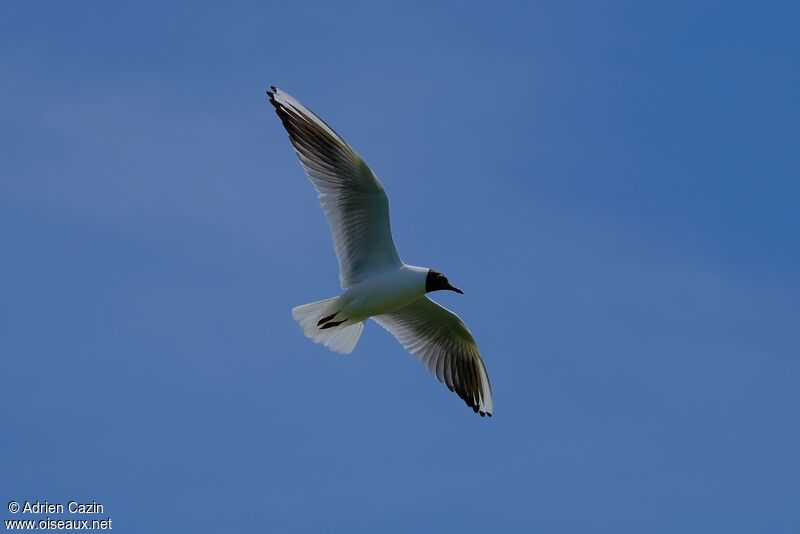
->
266, 89, 279, 110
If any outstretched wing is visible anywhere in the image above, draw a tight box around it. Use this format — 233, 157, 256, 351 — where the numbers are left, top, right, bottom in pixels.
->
268, 87, 402, 288
374, 297, 493, 416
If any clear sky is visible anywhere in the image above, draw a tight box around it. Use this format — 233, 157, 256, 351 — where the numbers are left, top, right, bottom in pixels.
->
2, 1, 798, 532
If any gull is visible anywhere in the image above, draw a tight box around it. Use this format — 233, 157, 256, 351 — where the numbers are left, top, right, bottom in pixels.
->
267, 86, 493, 416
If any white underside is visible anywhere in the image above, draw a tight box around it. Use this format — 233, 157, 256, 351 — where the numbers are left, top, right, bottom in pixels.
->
291, 265, 427, 355
291, 298, 365, 354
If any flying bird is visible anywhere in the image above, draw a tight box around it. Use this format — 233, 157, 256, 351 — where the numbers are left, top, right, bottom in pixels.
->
267, 87, 492, 416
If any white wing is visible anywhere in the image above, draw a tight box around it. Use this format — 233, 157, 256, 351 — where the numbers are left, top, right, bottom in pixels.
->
374, 297, 493, 416
268, 87, 402, 288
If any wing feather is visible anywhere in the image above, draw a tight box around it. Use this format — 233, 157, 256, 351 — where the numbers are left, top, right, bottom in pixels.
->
268, 87, 401, 287
374, 297, 493, 416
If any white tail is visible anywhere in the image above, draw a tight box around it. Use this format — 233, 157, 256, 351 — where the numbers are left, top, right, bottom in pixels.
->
291, 297, 364, 355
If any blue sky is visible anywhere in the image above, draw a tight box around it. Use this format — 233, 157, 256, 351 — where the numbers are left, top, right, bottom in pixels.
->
2, 1, 798, 532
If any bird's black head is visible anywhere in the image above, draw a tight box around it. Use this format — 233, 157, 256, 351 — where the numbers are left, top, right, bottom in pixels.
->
426, 270, 464, 294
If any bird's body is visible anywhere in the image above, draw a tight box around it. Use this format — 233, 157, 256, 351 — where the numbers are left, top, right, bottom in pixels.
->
267, 86, 493, 416
337, 264, 428, 322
